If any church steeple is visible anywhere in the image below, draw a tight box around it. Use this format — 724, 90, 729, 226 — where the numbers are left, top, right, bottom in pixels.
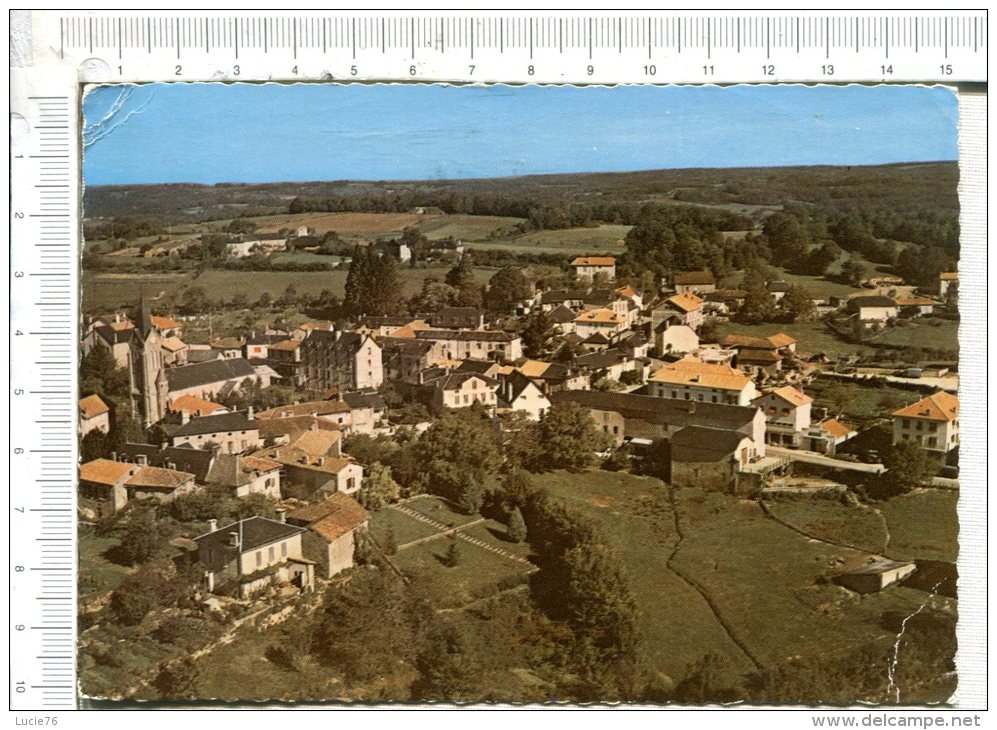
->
137, 292, 155, 338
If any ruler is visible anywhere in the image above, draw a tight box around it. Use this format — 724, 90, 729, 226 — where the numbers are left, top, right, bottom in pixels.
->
9, 67, 80, 711
20, 10, 988, 83
6, 8, 988, 712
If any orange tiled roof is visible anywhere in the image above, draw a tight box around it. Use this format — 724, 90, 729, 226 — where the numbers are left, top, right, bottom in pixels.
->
895, 296, 934, 306
161, 335, 188, 352
288, 493, 369, 542
768, 386, 813, 408
574, 308, 620, 325
79, 458, 133, 486
169, 395, 226, 417
79, 394, 110, 420
766, 332, 797, 348
151, 315, 182, 330
518, 360, 552, 378
615, 285, 637, 298
240, 455, 282, 473
666, 292, 704, 313
649, 357, 752, 392
939, 272, 959, 281
126, 466, 195, 490
256, 400, 351, 419
892, 391, 959, 422
571, 256, 616, 267
269, 339, 301, 351
819, 418, 855, 439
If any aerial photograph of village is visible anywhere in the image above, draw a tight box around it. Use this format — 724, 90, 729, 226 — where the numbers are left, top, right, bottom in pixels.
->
78, 83, 960, 705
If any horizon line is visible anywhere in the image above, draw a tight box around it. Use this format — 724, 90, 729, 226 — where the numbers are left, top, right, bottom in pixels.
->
86, 158, 959, 188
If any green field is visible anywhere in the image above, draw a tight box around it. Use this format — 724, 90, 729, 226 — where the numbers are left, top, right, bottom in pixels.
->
416, 214, 524, 241
714, 320, 868, 360
82, 265, 493, 314
368, 507, 441, 548
870, 320, 960, 353
535, 470, 755, 678
391, 536, 529, 609
402, 495, 480, 529
669, 488, 941, 669
762, 499, 890, 554
806, 377, 922, 424
878, 489, 959, 563
502, 224, 632, 249
534, 469, 955, 678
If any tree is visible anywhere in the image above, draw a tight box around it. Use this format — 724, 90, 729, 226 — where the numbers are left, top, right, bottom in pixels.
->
779, 284, 816, 323
763, 212, 809, 261
411, 624, 482, 701
366, 253, 406, 315
507, 506, 527, 543
311, 570, 420, 683
410, 277, 457, 313
343, 245, 372, 312
413, 411, 501, 502
446, 253, 483, 308
485, 266, 532, 312
521, 311, 555, 359
534, 402, 609, 471
357, 463, 401, 511
840, 256, 870, 287
179, 286, 210, 314
118, 508, 162, 566
881, 440, 930, 494
443, 539, 461, 567
454, 477, 485, 515
80, 429, 111, 462
80, 343, 129, 399
383, 525, 398, 556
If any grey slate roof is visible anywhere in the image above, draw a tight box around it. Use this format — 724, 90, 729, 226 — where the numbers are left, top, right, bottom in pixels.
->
195, 516, 303, 553
849, 296, 898, 308
671, 426, 750, 462
341, 389, 387, 411
549, 390, 759, 434
172, 410, 258, 437
119, 442, 216, 482
165, 358, 256, 392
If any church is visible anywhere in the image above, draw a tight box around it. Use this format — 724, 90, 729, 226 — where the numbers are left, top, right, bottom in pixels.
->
128, 296, 169, 428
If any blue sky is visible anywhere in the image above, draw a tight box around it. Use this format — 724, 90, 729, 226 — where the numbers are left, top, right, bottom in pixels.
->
82, 83, 958, 185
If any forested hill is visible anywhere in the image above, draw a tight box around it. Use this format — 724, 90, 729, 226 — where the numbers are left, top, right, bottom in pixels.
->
84, 161, 958, 229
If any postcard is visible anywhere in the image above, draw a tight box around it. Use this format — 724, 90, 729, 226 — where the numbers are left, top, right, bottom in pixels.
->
77, 81, 962, 706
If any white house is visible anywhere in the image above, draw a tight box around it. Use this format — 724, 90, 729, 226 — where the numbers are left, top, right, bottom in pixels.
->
752, 386, 813, 447
648, 357, 757, 406
570, 256, 616, 281
849, 296, 899, 324
892, 391, 960, 453
498, 371, 551, 420
80, 394, 111, 438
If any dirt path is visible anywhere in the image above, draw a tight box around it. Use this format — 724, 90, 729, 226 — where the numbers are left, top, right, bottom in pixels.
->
758, 499, 881, 557
391, 503, 533, 567
664, 487, 764, 671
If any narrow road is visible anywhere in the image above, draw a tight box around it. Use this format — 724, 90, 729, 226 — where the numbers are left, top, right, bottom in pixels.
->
767, 445, 885, 474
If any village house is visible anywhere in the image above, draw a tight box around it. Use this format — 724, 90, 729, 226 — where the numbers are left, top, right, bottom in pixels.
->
938, 271, 958, 296
292, 320, 335, 341
497, 370, 551, 420
892, 391, 960, 453
286, 494, 370, 580
253, 429, 363, 500
548, 304, 578, 334
672, 270, 717, 295
301, 330, 383, 392
669, 426, 761, 492
703, 289, 748, 315
82, 318, 135, 369
414, 329, 523, 363
849, 295, 899, 325
422, 371, 500, 412
195, 515, 314, 598
835, 559, 916, 594
211, 337, 245, 359
165, 357, 268, 402
169, 409, 262, 454
538, 289, 587, 312
359, 316, 427, 338
267, 338, 306, 387
79, 394, 111, 437
508, 360, 590, 394
341, 389, 388, 433
118, 442, 281, 499
573, 308, 627, 339
570, 256, 616, 281
256, 400, 354, 430
895, 295, 936, 316
573, 348, 647, 385
380, 338, 437, 382
426, 307, 487, 330
804, 418, 857, 456
256, 415, 342, 448
549, 389, 766, 455
79, 458, 197, 515
160, 336, 188, 366
768, 281, 791, 302
648, 357, 758, 406
752, 386, 813, 447
167, 394, 228, 419
222, 233, 288, 259
653, 293, 705, 331
654, 321, 700, 357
